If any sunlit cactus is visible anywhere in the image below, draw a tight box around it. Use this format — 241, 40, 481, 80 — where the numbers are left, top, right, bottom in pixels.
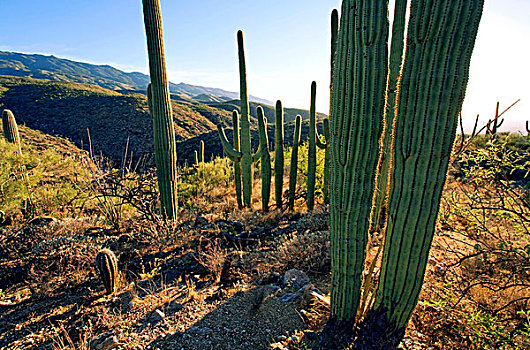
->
1, 109, 22, 155
142, 0, 178, 220
95, 249, 118, 294
218, 30, 254, 208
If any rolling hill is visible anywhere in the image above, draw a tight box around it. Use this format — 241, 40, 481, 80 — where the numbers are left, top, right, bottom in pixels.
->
0, 51, 273, 105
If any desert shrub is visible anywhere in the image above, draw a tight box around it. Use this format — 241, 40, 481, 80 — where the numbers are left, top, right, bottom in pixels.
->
0, 137, 84, 218
440, 136, 530, 344
178, 156, 232, 198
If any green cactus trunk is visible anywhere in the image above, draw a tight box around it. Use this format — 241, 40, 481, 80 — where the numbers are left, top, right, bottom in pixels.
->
232, 111, 243, 208
329, 0, 389, 322
322, 118, 330, 202
237, 31, 253, 208
142, 0, 178, 220
274, 100, 285, 210
95, 249, 118, 294
307, 81, 317, 211
288, 115, 302, 211
199, 140, 205, 163
2, 109, 22, 155
363, 3, 484, 344
371, 0, 408, 234
194, 150, 199, 166
256, 107, 271, 212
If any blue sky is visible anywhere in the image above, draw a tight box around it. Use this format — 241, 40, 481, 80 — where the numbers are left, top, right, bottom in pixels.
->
1, 0, 529, 131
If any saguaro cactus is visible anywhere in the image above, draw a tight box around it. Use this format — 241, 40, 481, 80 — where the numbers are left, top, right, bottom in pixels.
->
1, 109, 22, 155
199, 140, 205, 163
288, 115, 302, 210
274, 100, 285, 210
218, 30, 253, 208
329, 0, 389, 323
142, 0, 178, 220
487, 102, 504, 139
95, 249, 118, 294
307, 81, 328, 211
365, 3, 485, 345
256, 107, 271, 212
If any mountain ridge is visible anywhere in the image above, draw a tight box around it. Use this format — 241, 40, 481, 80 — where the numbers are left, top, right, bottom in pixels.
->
0, 51, 273, 105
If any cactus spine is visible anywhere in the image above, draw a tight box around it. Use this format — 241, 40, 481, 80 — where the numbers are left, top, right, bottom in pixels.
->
329, 0, 389, 322
274, 101, 285, 210
2, 109, 22, 155
256, 107, 271, 212
288, 115, 302, 211
95, 249, 118, 294
371, 0, 408, 233
142, 0, 178, 220
368, 3, 484, 341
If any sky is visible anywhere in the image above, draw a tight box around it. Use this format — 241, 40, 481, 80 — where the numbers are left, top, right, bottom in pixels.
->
0, 0, 529, 132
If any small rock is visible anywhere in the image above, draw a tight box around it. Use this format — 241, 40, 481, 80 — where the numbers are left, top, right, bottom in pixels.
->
89, 333, 119, 350
194, 216, 209, 228
283, 269, 310, 289
187, 326, 213, 336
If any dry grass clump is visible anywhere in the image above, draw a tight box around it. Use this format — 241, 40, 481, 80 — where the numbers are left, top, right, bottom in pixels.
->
271, 230, 330, 275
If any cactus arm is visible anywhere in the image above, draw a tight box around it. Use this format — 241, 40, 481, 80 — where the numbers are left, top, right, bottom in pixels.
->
288, 115, 302, 210
322, 118, 330, 202
371, 0, 408, 233
142, 0, 178, 220
329, 0, 389, 321
217, 124, 242, 160
274, 100, 285, 210
373, 0, 485, 334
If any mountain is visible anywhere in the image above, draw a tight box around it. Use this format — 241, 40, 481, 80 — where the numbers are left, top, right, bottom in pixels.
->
0, 75, 232, 163
0, 51, 273, 105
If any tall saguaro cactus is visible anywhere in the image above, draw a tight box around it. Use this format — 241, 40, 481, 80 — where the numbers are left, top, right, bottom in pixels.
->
327, 0, 484, 347
142, 0, 178, 220
366, 2, 485, 345
218, 30, 253, 208
274, 100, 285, 210
288, 115, 302, 211
2, 109, 22, 155
329, 0, 389, 322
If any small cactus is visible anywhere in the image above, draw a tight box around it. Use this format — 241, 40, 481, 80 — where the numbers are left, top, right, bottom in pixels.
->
199, 140, 205, 163
95, 249, 118, 294
2, 109, 22, 155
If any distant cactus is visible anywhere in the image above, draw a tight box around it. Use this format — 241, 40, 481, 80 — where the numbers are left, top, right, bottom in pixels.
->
2, 109, 22, 155
199, 140, 205, 163
487, 102, 504, 139
218, 31, 255, 208
95, 249, 118, 294
307, 82, 328, 211
142, 0, 178, 219
288, 115, 302, 211
274, 101, 285, 210
255, 107, 271, 211
526, 121, 529, 136
194, 150, 199, 166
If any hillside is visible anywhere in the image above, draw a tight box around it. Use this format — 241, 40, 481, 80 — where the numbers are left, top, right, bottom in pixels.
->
0, 51, 273, 105
0, 76, 232, 164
